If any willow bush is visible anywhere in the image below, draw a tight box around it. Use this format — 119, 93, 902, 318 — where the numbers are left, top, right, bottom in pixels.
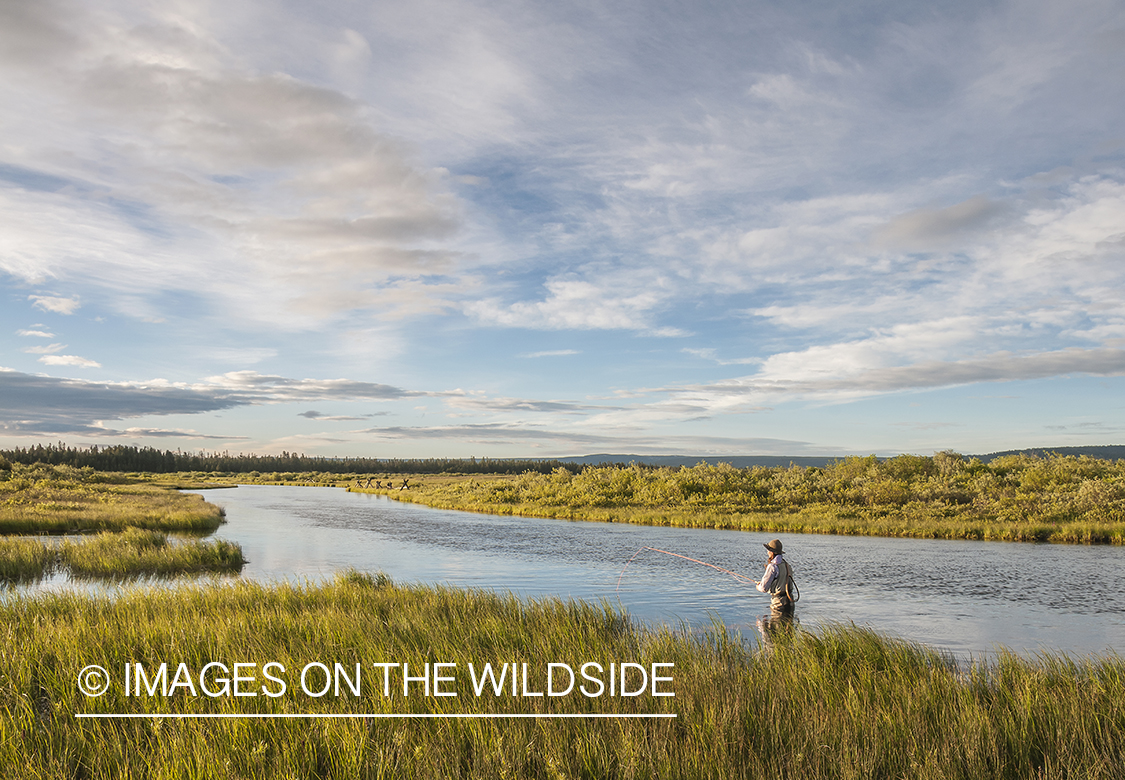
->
359, 453, 1125, 543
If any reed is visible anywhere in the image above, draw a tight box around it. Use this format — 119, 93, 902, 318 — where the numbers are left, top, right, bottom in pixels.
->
0, 537, 56, 583
2, 574, 1122, 778
60, 528, 245, 578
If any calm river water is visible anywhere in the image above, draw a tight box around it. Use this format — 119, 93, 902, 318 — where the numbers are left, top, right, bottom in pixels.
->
27, 485, 1125, 660
169, 485, 1124, 661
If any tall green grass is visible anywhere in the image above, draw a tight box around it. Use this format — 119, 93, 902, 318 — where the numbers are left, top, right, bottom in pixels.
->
60, 528, 245, 578
359, 455, 1125, 544
0, 532, 244, 583
3, 573, 1122, 778
0, 463, 225, 534
0, 537, 56, 583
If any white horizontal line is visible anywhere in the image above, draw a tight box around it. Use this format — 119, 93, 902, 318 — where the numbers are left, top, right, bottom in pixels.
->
76, 713, 677, 720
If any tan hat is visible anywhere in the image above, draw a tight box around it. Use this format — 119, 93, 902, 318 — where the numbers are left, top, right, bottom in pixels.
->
764, 539, 783, 554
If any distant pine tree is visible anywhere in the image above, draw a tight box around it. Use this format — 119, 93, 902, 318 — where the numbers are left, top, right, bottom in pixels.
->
0, 442, 574, 475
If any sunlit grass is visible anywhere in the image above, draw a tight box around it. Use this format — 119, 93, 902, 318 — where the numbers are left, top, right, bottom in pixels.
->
60, 528, 245, 579
0, 537, 56, 583
2, 573, 1123, 778
0, 464, 224, 534
0, 532, 244, 583
355, 457, 1125, 544
0, 463, 235, 581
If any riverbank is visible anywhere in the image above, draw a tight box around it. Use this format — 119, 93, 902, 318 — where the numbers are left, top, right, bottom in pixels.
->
3, 572, 1122, 779
353, 453, 1125, 544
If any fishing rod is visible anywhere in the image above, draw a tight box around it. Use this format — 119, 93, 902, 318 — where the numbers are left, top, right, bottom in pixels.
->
615, 546, 757, 594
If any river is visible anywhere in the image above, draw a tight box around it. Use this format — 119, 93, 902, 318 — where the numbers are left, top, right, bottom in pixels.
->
178, 485, 1124, 661
20, 484, 1125, 660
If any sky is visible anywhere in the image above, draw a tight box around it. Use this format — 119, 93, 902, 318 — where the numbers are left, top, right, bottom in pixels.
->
2, 0, 1124, 460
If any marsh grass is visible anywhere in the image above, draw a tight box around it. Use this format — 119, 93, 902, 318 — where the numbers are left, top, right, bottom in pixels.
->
0, 537, 56, 583
0, 532, 244, 582
60, 528, 245, 578
358, 455, 1125, 544
3, 573, 1123, 778
0, 463, 224, 535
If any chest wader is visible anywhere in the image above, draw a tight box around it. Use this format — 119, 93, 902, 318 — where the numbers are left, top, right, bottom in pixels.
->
769, 560, 799, 611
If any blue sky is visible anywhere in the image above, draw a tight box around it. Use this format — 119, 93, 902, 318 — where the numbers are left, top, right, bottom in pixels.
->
2, 0, 1124, 459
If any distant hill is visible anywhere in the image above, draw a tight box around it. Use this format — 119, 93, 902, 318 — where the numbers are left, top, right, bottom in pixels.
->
973, 445, 1125, 462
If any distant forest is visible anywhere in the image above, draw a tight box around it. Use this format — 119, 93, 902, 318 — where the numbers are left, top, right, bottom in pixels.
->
0, 443, 576, 475
1, 442, 1122, 476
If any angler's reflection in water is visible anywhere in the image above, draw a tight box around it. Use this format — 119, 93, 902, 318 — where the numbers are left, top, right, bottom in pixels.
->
756, 607, 798, 653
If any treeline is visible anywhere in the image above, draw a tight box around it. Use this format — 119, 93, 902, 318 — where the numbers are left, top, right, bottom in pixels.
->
0, 442, 576, 475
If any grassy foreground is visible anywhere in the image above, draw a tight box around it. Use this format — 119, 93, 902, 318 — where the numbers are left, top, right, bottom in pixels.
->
355, 453, 1125, 544
3, 573, 1123, 779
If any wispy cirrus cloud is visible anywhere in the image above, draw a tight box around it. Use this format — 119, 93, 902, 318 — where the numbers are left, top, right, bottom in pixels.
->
870, 195, 1009, 251
201, 371, 451, 403
22, 343, 66, 355
0, 0, 469, 331
658, 347, 1125, 415
465, 276, 678, 333
29, 295, 80, 315
521, 349, 580, 358
359, 422, 815, 456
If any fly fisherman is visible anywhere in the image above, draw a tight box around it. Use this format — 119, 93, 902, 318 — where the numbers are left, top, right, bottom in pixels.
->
754, 539, 796, 613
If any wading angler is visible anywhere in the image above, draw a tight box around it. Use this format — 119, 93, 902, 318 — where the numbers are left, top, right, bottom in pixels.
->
754, 539, 798, 614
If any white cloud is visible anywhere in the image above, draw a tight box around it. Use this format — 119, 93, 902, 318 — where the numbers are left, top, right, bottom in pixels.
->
662, 347, 1125, 414
17, 329, 54, 338
466, 276, 674, 332
521, 349, 580, 358
22, 343, 66, 355
199, 371, 438, 402
39, 354, 100, 368
114, 427, 248, 440
0, 0, 469, 330
29, 295, 81, 315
